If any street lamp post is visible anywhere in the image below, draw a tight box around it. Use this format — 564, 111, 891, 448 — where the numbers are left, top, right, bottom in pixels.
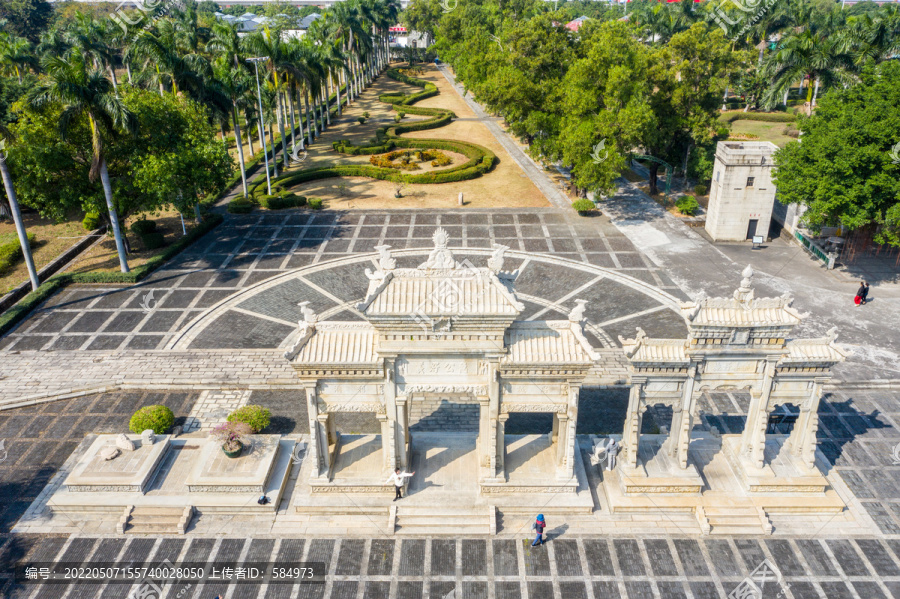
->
247, 57, 273, 197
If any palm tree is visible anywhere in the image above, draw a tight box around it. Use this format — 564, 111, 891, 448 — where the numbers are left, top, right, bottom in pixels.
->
0, 33, 38, 83
215, 60, 251, 197
32, 54, 137, 273
844, 5, 900, 66
63, 13, 120, 89
0, 129, 39, 290
762, 29, 857, 113
207, 21, 245, 69
244, 27, 292, 164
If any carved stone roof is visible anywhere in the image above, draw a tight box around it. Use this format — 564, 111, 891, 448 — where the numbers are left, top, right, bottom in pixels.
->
291, 323, 380, 366
619, 330, 690, 364
502, 321, 597, 366
781, 328, 849, 365
359, 228, 524, 318
681, 266, 805, 329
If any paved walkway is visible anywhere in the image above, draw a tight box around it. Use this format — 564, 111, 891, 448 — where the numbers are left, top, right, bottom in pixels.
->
436, 65, 571, 210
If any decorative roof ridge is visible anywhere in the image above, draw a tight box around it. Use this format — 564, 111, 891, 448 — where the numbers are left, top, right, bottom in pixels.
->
785, 327, 851, 358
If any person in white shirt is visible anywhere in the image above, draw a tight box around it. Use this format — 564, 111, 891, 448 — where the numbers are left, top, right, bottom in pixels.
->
386, 468, 415, 500
605, 438, 619, 471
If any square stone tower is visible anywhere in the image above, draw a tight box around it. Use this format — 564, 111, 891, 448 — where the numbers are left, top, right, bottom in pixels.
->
705, 141, 778, 241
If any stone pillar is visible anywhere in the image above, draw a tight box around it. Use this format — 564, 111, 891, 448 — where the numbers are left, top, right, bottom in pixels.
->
478, 396, 492, 474
555, 415, 569, 467
305, 383, 326, 479
396, 395, 409, 470
559, 385, 580, 480
488, 361, 502, 478
741, 359, 778, 469
497, 413, 508, 479
667, 366, 697, 470
622, 378, 646, 470
551, 413, 560, 444
788, 378, 826, 470
316, 413, 331, 476
382, 361, 398, 472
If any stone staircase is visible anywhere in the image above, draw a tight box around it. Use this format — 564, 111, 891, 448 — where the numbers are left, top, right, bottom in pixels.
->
118, 506, 194, 535
393, 506, 495, 536
697, 505, 773, 535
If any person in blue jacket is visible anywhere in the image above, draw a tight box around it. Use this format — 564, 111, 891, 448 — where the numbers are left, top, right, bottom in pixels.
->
531, 514, 546, 546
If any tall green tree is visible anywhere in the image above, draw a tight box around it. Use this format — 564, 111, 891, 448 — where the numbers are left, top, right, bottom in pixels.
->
773, 62, 900, 247
31, 54, 137, 272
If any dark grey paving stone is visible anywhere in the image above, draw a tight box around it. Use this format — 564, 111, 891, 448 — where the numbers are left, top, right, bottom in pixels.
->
819, 581, 855, 599
397, 581, 423, 599
526, 581, 553, 598
787, 581, 822, 599
86, 334, 124, 351
188, 310, 294, 349
139, 310, 182, 333
126, 335, 164, 349
853, 581, 888, 599
364, 581, 390, 599
674, 539, 709, 576
838, 470, 876, 498
592, 581, 621, 599
104, 311, 146, 333
493, 540, 518, 576
237, 278, 336, 322
558, 581, 588, 599
28, 311, 80, 334
657, 581, 688, 599
827, 539, 870, 576
194, 289, 236, 308
431, 540, 455, 576
307, 539, 334, 570
523, 542, 550, 576
335, 539, 363, 575
687, 581, 720, 599
552, 539, 582, 576
764, 540, 805, 577
430, 582, 455, 599
66, 311, 114, 333
644, 539, 678, 576
624, 580, 654, 599
367, 539, 394, 576
857, 539, 900, 576
495, 582, 521, 599
330, 581, 358, 599
614, 539, 645, 576
704, 539, 742, 576
866, 502, 900, 535
460, 581, 488, 599
733, 539, 766, 572
584, 539, 615, 575
461, 540, 487, 576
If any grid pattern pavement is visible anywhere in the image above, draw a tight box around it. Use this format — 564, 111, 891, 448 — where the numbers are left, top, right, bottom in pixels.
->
0, 210, 686, 353
3, 534, 900, 599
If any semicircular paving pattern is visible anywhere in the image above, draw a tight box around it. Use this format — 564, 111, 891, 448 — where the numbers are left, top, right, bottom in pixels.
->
168, 249, 689, 351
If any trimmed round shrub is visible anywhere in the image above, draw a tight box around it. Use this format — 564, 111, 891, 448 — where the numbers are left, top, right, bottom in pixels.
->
694, 184, 708, 196
141, 232, 166, 250
227, 405, 271, 433
129, 405, 174, 435
675, 195, 700, 216
308, 197, 323, 210
130, 219, 156, 235
572, 199, 596, 215
228, 198, 255, 214
357, 116, 367, 124
82, 212, 101, 231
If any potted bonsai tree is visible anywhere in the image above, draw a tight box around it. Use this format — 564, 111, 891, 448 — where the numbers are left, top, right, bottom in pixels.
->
211, 422, 252, 458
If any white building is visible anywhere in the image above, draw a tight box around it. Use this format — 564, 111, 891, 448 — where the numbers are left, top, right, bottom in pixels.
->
705, 141, 778, 242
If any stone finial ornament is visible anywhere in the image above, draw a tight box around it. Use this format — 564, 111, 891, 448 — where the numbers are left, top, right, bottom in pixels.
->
568, 299, 588, 324
141, 430, 156, 445
487, 243, 508, 274
299, 301, 317, 325
734, 265, 755, 304
115, 433, 136, 452
419, 227, 460, 269
284, 302, 319, 361
100, 447, 120, 461
374, 245, 396, 271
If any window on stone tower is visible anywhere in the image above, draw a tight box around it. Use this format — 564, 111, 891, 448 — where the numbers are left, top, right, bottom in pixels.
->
746, 176, 755, 187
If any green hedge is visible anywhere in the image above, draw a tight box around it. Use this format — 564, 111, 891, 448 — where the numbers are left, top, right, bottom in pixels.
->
130, 405, 175, 435
269, 67, 488, 193
227, 405, 271, 433
0, 232, 36, 277
720, 112, 797, 123
228, 197, 255, 214
140, 231, 166, 250
675, 195, 700, 216
572, 199, 596, 215
0, 214, 223, 337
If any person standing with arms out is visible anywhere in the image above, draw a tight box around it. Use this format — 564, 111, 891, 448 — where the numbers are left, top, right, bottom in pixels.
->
531, 514, 546, 546
386, 468, 415, 501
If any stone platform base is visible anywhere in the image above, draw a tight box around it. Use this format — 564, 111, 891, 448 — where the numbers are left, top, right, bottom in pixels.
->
722, 436, 830, 494
48, 437, 295, 516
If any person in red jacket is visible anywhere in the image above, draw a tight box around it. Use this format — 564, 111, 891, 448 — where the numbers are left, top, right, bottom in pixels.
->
531, 514, 546, 546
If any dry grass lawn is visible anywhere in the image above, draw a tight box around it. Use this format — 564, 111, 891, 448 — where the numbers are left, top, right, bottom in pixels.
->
0, 215, 90, 294
275, 63, 549, 209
